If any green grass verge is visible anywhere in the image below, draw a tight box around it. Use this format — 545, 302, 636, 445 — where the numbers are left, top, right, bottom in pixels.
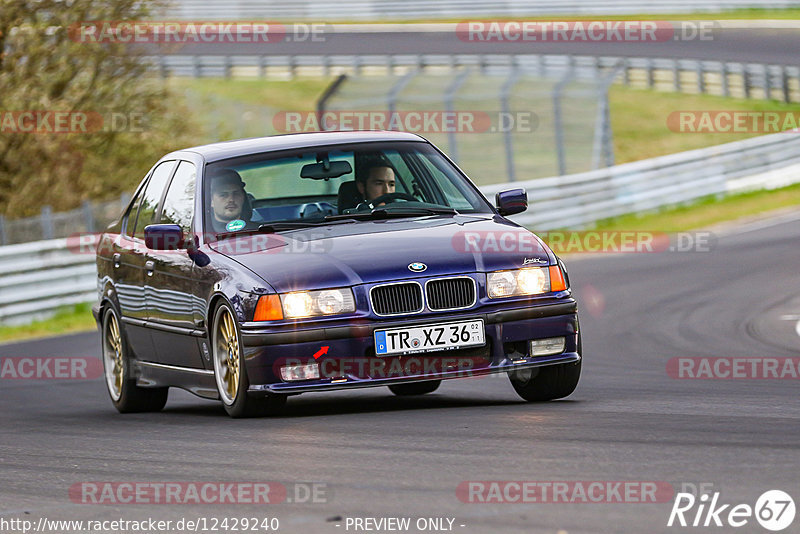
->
609, 86, 799, 164
589, 182, 800, 233
169, 77, 331, 110
0, 303, 97, 345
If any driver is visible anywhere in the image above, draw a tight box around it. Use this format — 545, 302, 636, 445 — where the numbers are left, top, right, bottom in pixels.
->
209, 169, 250, 233
356, 165, 396, 205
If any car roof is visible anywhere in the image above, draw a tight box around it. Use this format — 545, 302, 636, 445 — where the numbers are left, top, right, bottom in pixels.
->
171, 131, 427, 163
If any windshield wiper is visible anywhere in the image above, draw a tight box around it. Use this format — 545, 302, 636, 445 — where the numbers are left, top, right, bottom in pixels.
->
324, 207, 457, 222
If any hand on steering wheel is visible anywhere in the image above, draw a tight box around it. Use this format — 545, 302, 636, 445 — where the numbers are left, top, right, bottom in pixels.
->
368, 192, 417, 208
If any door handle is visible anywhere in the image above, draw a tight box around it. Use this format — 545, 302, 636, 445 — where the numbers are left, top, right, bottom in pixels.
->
112, 253, 121, 268
145, 260, 155, 276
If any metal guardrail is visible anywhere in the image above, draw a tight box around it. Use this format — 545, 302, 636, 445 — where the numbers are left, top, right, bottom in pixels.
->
2, 130, 799, 325
483, 130, 800, 229
151, 54, 800, 103
0, 195, 130, 247
0, 237, 97, 326
163, 0, 800, 19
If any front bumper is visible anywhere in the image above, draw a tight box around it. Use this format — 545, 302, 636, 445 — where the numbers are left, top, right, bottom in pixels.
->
241, 300, 580, 395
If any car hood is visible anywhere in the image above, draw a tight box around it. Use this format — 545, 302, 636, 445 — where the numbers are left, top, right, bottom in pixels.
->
210, 214, 554, 292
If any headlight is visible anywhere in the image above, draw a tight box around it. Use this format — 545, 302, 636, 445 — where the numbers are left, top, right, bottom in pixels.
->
487, 268, 550, 298
280, 288, 355, 319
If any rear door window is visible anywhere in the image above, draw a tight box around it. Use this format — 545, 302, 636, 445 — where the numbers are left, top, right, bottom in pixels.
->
132, 160, 176, 239
159, 161, 197, 234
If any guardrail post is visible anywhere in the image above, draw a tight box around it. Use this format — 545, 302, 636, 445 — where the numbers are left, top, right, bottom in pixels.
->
193, 55, 201, 78
82, 200, 95, 232
673, 60, 680, 92
259, 55, 267, 78
224, 56, 232, 78
696, 61, 705, 94
41, 205, 53, 240
721, 62, 730, 97
0, 214, 6, 246
763, 64, 772, 100
743, 64, 752, 99
781, 66, 791, 103
647, 58, 655, 89
622, 57, 630, 86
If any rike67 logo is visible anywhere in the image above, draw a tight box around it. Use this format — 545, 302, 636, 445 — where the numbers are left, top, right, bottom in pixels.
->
668, 489, 795, 531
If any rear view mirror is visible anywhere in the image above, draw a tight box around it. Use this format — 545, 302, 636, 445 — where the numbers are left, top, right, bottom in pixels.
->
496, 188, 528, 216
300, 160, 352, 180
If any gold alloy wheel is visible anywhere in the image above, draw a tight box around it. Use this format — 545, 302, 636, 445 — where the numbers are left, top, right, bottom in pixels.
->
103, 311, 124, 401
214, 307, 240, 405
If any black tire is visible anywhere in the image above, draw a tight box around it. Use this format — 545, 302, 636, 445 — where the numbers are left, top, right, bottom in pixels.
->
388, 380, 442, 396
211, 301, 286, 418
508, 333, 582, 401
101, 306, 168, 413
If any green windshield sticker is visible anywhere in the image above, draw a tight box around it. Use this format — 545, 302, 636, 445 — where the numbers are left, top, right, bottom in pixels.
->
225, 219, 246, 232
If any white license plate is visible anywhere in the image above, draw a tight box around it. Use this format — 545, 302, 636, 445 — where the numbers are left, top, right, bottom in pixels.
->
374, 319, 485, 356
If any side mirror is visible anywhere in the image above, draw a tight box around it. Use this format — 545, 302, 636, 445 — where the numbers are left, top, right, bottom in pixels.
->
496, 188, 528, 216
144, 224, 184, 250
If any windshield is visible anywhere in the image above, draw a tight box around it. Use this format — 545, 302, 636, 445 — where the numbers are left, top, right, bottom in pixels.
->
203, 141, 492, 235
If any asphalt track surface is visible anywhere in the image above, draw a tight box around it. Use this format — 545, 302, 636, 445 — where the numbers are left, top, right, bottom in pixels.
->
155, 27, 800, 66
1, 211, 798, 533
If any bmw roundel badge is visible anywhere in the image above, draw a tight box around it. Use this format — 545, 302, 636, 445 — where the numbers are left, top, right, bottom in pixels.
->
408, 262, 427, 272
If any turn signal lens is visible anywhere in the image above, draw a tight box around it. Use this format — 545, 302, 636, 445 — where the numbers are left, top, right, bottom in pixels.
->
254, 294, 283, 321
549, 265, 567, 291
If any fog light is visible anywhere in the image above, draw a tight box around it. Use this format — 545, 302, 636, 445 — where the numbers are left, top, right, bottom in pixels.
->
530, 337, 565, 356
280, 362, 320, 381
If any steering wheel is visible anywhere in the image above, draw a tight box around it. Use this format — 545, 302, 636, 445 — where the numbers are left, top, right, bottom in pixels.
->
368, 192, 417, 208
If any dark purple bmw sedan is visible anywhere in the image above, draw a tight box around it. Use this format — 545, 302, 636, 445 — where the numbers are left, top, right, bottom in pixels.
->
93, 131, 581, 417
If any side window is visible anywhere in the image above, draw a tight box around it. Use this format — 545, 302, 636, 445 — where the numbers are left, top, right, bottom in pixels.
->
160, 161, 196, 234
124, 181, 147, 238
132, 161, 176, 239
